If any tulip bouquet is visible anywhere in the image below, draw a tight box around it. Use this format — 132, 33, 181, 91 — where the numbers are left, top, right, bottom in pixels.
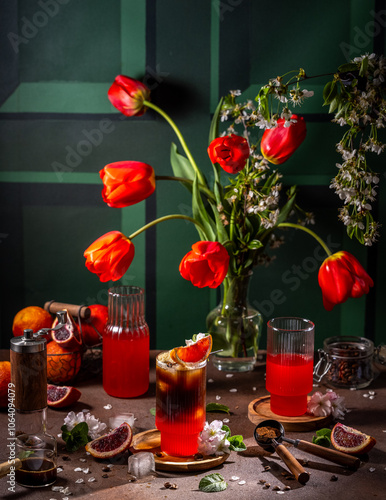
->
83, 63, 375, 364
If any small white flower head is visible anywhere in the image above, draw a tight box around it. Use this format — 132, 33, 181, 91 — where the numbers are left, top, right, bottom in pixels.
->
307, 391, 332, 417
307, 390, 347, 419
185, 333, 206, 346
325, 391, 347, 419
197, 420, 230, 456
280, 107, 292, 121
64, 411, 107, 440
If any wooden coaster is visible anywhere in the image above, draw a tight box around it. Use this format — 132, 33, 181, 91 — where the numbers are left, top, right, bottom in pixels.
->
130, 429, 229, 472
248, 395, 332, 432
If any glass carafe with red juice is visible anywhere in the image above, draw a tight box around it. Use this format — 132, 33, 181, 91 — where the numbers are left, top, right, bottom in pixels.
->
103, 286, 149, 398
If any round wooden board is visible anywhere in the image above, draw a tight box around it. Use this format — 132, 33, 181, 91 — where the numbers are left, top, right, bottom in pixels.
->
130, 429, 229, 472
248, 395, 332, 432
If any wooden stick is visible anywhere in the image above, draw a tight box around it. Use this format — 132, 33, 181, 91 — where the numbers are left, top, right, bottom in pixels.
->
44, 301, 91, 319
296, 440, 360, 469
0, 458, 22, 478
274, 443, 310, 484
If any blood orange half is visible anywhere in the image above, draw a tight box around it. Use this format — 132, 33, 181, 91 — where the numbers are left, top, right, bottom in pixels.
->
171, 334, 212, 365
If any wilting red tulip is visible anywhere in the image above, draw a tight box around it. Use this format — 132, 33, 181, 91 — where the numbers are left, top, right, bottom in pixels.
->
179, 241, 230, 288
108, 75, 150, 117
84, 231, 135, 282
208, 134, 250, 174
260, 114, 307, 165
318, 251, 373, 311
100, 161, 156, 208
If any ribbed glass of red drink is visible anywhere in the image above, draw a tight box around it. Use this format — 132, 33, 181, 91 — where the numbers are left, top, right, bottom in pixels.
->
266, 317, 314, 416
156, 352, 206, 456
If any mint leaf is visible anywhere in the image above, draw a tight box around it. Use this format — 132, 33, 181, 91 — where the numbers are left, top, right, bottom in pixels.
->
228, 435, 246, 452
206, 403, 230, 413
199, 473, 228, 492
18, 450, 35, 460
312, 428, 332, 448
312, 436, 331, 448
221, 424, 231, 438
149, 407, 156, 416
221, 424, 246, 452
61, 422, 89, 452
316, 428, 332, 438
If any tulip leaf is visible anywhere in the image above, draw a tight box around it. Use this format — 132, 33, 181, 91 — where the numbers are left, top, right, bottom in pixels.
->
209, 98, 224, 144
170, 143, 195, 192
192, 173, 216, 241
210, 203, 229, 244
276, 186, 297, 225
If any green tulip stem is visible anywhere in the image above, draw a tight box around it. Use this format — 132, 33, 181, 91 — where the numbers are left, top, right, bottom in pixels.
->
128, 214, 205, 240
278, 222, 332, 257
155, 175, 215, 201
143, 100, 206, 186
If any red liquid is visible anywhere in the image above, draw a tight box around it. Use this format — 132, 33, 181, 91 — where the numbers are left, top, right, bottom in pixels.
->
155, 354, 206, 457
103, 327, 149, 398
266, 353, 314, 416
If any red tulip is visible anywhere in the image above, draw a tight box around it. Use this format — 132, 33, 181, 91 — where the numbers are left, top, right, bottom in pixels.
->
179, 241, 230, 288
208, 134, 250, 174
100, 161, 156, 208
318, 251, 373, 311
260, 114, 307, 165
108, 75, 150, 117
84, 231, 135, 282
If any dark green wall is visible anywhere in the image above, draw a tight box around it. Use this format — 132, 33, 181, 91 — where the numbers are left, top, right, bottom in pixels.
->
1, 0, 385, 350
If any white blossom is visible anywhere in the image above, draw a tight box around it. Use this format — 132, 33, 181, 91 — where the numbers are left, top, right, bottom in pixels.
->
307, 391, 332, 417
307, 390, 347, 419
197, 420, 230, 456
185, 333, 206, 346
64, 411, 107, 440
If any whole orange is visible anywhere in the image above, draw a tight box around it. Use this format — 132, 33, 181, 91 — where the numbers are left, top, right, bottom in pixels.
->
79, 304, 108, 346
0, 361, 11, 407
12, 306, 52, 338
47, 341, 82, 384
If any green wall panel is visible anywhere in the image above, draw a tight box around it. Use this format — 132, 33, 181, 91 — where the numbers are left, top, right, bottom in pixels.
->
1, 0, 146, 114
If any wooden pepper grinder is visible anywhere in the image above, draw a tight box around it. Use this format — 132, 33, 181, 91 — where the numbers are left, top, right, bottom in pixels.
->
8, 311, 67, 488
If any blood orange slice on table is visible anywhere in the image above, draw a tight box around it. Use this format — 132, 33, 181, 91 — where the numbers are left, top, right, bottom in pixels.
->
331, 422, 376, 455
170, 334, 212, 365
47, 384, 81, 408
85, 422, 133, 458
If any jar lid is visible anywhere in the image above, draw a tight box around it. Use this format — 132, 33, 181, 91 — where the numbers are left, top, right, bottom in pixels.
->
323, 335, 374, 358
10, 329, 47, 353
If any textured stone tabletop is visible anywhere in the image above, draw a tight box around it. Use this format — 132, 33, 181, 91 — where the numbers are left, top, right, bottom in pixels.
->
1, 350, 385, 499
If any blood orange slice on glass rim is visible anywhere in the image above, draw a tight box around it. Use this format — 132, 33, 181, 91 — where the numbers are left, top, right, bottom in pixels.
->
170, 334, 212, 365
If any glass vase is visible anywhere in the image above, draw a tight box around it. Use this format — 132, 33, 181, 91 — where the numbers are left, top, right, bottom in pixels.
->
206, 272, 262, 372
103, 286, 150, 398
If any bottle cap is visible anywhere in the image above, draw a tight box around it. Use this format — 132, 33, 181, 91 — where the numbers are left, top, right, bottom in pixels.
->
10, 329, 47, 354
